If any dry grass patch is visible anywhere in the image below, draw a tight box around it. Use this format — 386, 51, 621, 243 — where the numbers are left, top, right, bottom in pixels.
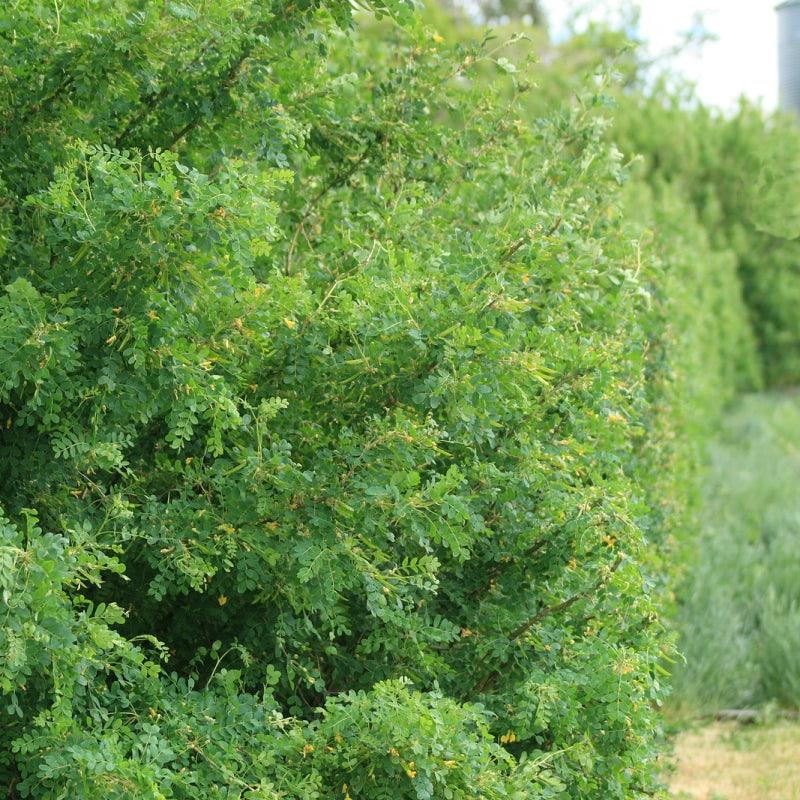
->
670, 721, 800, 800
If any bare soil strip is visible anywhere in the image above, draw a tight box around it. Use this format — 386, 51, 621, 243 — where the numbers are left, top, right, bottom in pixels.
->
670, 722, 800, 800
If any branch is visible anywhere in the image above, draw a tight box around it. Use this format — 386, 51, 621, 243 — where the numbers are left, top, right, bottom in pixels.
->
114, 37, 220, 148
509, 554, 622, 642
499, 216, 561, 265
167, 47, 253, 150
285, 144, 375, 274
1, 74, 75, 137
473, 554, 623, 695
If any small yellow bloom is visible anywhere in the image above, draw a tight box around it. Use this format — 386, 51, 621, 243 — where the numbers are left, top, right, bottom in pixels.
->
499, 731, 518, 744
388, 747, 400, 758
303, 744, 315, 757
405, 761, 417, 779
432, 32, 444, 43
217, 595, 228, 606
284, 317, 297, 330
614, 658, 635, 676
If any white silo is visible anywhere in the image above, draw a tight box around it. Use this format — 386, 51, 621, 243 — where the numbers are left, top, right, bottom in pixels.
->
778, 0, 800, 113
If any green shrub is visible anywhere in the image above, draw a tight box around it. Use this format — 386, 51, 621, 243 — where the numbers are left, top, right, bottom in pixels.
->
0, 2, 783, 798
611, 88, 800, 387
608, 179, 758, 617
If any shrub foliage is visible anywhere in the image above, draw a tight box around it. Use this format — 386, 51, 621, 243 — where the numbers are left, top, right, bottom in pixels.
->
0, 2, 778, 799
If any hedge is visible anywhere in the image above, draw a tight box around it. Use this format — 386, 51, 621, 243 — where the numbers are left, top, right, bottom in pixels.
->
0, 3, 775, 799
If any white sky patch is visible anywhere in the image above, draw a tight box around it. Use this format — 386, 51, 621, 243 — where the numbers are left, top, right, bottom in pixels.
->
541, 1, 779, 111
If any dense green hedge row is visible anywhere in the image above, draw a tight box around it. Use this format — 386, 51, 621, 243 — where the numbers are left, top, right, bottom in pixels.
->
0, 3, 784, 799
612, 87, 800, 387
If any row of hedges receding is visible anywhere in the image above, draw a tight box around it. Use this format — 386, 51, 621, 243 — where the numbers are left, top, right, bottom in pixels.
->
611, 82, 800, 388
0, 4, 783, 799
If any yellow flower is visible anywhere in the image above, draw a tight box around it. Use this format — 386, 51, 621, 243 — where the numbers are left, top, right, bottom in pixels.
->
431, 32, 444, 43
217, 595, 228, 606
405, 761, 417, 779
388, 747, 400, 758
499, 731, 518, 744
303, 744, 315, 757
284, 317, 297, 330
614, 658, 635, 676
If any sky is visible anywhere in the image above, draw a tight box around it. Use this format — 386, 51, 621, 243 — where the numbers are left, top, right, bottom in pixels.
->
541, 1, 779, 111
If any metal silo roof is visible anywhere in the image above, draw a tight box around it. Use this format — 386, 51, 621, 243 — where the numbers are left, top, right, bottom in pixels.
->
778, 0, 800, 114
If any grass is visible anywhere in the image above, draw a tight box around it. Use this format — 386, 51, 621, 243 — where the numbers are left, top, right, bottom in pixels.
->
670, 391, 800, 712
667, 392, 800, 796
670, 721, 800, 800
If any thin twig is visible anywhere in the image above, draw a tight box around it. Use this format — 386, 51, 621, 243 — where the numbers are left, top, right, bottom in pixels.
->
473, 554, 623, 695
286, 145, 374, 274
